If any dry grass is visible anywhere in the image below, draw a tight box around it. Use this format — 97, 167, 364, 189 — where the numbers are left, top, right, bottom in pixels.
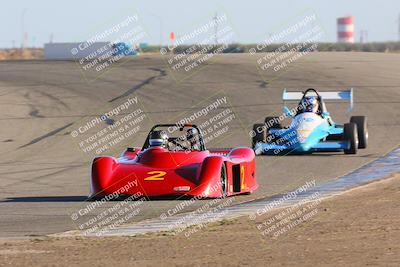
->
0, 48, 43, 60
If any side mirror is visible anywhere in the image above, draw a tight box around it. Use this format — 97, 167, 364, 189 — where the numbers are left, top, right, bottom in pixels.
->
283, 106, 294, 117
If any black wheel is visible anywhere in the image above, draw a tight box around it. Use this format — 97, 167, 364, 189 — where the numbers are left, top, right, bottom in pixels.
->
350, 116, 368, 149
220, 163, 228, 198
344, 123, 358, 154
264, 117, 283, 145
264, 117, 282, 129
252, 124, 266, 149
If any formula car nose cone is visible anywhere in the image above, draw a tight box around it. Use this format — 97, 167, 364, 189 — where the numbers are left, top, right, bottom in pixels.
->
296, 129, 312, 143
292, 113, 323, 144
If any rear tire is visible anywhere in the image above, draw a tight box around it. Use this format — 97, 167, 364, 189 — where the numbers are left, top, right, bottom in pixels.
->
350, 116, 368, 149
264, 117, 282, 129
252, 124, 266, 149
344, 123, 358, 154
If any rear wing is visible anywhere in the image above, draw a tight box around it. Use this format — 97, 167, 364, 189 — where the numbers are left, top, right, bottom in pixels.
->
282, 88, 354, 112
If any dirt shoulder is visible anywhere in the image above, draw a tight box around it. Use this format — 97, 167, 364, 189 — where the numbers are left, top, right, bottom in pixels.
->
1, 175, 399, 267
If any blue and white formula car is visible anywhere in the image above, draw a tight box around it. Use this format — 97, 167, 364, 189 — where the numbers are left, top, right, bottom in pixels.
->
252, 88, 368, 155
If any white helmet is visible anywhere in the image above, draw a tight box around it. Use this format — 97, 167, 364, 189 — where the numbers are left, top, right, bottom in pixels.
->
149, 131, 168, 147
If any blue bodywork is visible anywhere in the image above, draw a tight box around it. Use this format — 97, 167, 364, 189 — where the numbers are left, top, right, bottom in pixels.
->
254, 118, 349, 155
112, 42, 138, 56
254, 88, 354, 155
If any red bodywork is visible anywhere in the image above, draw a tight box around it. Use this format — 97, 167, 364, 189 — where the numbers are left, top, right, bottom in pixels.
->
91, 147, 257, 198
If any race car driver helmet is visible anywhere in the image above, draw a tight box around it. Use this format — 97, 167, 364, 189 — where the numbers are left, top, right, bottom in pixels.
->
186, 128, 199, 150
149, 130, 168, 148
300, 96, 319, 114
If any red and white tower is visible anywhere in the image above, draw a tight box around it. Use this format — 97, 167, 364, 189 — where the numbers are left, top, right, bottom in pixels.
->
337, 16, 354, 43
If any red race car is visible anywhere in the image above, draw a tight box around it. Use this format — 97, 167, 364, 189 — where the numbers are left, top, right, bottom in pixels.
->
90, 124, 258, 198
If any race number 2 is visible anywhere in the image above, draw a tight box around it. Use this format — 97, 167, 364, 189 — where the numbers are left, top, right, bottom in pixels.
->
144, 171, 166, 181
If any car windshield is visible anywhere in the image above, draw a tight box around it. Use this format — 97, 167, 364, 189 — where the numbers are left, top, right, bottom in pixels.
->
142, 124, 205, 151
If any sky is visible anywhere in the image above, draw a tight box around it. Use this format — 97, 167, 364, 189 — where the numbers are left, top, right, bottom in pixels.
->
1, 0, 399, 48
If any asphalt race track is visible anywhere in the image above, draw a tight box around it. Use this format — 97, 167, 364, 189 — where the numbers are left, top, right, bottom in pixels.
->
1, 52, 400, 238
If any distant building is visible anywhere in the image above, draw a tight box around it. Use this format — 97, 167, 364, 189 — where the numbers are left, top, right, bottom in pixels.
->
44, 42, 112, 60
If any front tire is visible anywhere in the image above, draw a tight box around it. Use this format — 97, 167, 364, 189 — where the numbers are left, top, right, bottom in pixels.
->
252, 124, 266, 149
344, 123, 358, 154
264, 117, 282, 144
350, 116, 368, 149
